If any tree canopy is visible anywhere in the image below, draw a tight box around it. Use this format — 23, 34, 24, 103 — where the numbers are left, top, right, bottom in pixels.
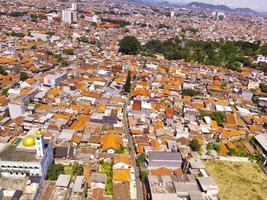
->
123, 70, 131, 92
121, 36, 267, 72
46, 164, 64, 180
189, 139, 201, 152
20, 72, 29, 81
119, 36, 141, 55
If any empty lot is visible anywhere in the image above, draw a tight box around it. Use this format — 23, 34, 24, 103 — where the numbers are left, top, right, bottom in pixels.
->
205, 161, 267, 200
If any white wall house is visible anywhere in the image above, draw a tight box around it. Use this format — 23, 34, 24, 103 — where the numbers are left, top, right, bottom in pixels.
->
257, 55, 267, 63
8, 102, 25, 119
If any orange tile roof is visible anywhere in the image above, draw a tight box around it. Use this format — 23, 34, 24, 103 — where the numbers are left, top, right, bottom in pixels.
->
217, 99, 229, 106
71, 135, 81, 144
0, 57, 17, 64
225, 141, 237, 150
131, 129, 141, 135
113, 169, 130, 182
113, 154, 132, 166
219, 142, 229, 156
154, 121, 164, 129
35, 104, 51, 112
151, 167, 172, 176
131, 88, 150, 97
183, 96, 192, 103
48, 88, 60, 97
165, 107, 174, 118
220, 128, 246, 138
150, 139, 161, 150
192, 102, 204, 110
225, 113, 238, 125
53, 113, 71, 122
0, 96, 8, 106
97, 103, 106, 113
210, 120, 218, 130
132, 100, 141, 111
70, 115, 89, 132
249, 125, 263, 133
101, 133, 123, 151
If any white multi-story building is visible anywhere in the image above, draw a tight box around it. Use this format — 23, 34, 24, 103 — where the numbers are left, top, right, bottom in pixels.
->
0, 129, 53, 179
8, 101, 25, 119
170, 11, 175, 18
62, 1, 78, 24
43, 72, 67, 87
62, 9, 78, 24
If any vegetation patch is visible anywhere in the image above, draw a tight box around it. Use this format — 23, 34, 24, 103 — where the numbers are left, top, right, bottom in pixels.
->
99, 161, 113, 195
205, 161, 267, 200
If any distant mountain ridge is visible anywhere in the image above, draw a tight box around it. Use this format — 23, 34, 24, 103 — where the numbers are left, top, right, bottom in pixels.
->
184, 2, 258, 14
127, 0, 259, 15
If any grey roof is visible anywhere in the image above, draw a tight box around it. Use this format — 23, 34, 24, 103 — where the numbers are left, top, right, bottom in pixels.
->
189, 191, 204, 200
54, 146, 68, 158
92, 173, 107, 184
152, 193, 178, 200
55, 174, 71, 188
148, 151, 182, 169
174, 182, 199, 193
255, 134, 267, 152
197, 176, 219, 192
72, 176, 85, 193
11, 190, 23, 200
0, 145, 36, 162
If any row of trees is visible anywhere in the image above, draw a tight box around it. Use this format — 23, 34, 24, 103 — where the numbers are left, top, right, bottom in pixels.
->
101, 18, 130, 28
46, 162, 83, 180
119, 36, 267, 72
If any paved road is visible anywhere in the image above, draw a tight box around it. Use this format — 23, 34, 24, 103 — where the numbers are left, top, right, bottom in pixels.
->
123, 70, 144, 200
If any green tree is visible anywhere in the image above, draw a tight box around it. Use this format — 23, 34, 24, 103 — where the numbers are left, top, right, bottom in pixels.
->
211, 112, 226, 126
181, 88, 201, 97
189, 139, 201, 152
123, 70, 131, 93
136, 152, 146, 165
20, 72, 29, 81
1, 88, 9, 96
72, 162, 83, 175
46, 164, 64, 180
260, 84, 267, 93
0, 66, 7, 75
119, 36, 141, 55
78, 36, 89, 43
63, 48, 74, 55
140, 170, 148, 181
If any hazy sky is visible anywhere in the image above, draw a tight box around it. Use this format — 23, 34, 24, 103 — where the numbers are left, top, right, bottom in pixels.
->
171, 0, 267, 12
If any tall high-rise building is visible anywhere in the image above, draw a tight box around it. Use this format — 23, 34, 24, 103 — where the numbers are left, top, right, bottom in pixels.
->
71, 1, 78, 11
62, 1, 78, 24
170, 11, 175, 18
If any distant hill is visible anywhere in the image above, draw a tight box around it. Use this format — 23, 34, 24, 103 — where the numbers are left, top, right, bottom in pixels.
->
184, 2, 258, 15
126, 0, 259, 15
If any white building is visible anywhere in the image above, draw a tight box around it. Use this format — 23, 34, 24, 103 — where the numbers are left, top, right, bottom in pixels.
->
71, 2, 78, 11
31, 32, 50, 42
170, 11, 175, 18
257, 55, 267, 63
0, 129, 53, 179
62, 1, 78, 24
43, 73, 67, 87
8, 101, 25, 119
84, 13, 101, 23
62, 9, 78, 24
